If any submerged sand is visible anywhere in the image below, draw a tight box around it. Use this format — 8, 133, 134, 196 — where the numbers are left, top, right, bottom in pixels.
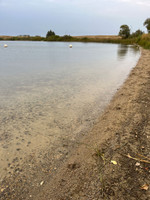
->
0, 48, 150, 200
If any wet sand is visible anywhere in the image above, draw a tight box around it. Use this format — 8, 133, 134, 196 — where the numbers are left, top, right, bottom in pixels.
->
0, 48, 150, 199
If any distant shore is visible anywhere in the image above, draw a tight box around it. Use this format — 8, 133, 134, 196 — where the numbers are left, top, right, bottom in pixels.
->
1, 34, 150, 49
73, 35, 121, 39
0, 34, 121, 43
0, 45, 150, 199
0, 34, 121, 40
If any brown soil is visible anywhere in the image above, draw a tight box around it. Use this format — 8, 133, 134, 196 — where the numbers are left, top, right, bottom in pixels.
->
0, 48, 150, 200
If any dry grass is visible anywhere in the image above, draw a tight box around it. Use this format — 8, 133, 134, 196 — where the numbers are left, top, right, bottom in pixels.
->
141, 33, 150, 40
0, 35, 14, 39
73, 35, 121, 40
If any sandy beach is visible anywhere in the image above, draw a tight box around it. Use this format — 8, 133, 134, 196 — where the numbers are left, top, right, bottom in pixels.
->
0, 48, 150, 200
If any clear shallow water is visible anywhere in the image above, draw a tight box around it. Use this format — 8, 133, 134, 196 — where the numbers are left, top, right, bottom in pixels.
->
0, 41, 139, 102
0, 41, 140, 179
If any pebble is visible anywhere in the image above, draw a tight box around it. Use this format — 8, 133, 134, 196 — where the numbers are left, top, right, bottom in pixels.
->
1, 188, 5, 192
40, 181, 44, 186
135, 162, 140, 167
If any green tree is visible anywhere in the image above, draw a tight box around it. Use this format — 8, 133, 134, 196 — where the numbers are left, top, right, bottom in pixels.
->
131, 29, 144, 38
143, 18, 150, 33
46, 30, 55, 38
119, 25, 130, 39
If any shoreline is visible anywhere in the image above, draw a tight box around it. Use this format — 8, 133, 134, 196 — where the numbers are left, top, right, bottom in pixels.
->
1, 34, 150, 50
0, 42, 139, 183
41, 48, 149, 199
0, 48, 150, 199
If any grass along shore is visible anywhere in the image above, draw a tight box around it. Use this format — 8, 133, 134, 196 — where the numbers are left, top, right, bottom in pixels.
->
73, 34, 150, 49
0, 34, 150, 49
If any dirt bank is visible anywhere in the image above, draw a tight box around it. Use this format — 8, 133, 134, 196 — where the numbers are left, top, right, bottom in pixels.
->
0, 48, 150, 200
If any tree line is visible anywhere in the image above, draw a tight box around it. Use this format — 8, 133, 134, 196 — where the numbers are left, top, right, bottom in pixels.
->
0, 18, 149, 49
119, 18, 150, 39
45, 18, 150, 42
45, 30, 73, 41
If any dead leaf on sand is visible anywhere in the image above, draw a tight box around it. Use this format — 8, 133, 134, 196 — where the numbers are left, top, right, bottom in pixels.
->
140, 184, 149, 191
111, 160, 117, 165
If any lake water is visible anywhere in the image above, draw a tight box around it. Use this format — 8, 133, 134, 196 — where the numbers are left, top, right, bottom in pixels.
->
0, 41, 140, 180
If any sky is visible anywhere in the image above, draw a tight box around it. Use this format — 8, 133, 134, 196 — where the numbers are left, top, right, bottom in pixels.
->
0, 0, 149, 36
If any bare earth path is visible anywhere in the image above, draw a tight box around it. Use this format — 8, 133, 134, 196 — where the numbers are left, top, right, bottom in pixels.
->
0, 48, 150, 200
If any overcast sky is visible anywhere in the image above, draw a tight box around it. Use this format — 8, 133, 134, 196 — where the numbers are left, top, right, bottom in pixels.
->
0, 0, 149, 36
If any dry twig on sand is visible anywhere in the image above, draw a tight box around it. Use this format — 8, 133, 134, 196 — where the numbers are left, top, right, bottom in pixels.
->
125, 153, 150, 164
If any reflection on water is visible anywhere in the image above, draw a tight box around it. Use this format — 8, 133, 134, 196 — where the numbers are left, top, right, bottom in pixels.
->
117, 44, 129, 59
0, 41, 140, 180
117, 44, 140, 60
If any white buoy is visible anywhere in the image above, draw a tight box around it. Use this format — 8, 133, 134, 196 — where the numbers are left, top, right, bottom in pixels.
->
69, 44, 72, 48
4, 44, 8, 48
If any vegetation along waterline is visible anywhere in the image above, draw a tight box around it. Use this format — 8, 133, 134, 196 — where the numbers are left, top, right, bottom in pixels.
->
0, 18, 150, 49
